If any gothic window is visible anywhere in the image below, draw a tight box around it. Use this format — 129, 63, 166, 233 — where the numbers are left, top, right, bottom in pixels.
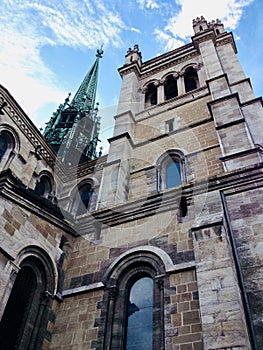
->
145, 83, 157, 108
184, 67, 199, 93
126, 277, 154, 350
0, 255, 54, 349
157, 151, 185, 191
164, 75, 178, 100
35, 174, 53, 199
73, 182, 94, 216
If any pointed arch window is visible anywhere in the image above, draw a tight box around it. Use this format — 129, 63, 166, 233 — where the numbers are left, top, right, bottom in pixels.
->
184, 67, 199, 93
145, 83, 157, 108
164, 75, 178, 100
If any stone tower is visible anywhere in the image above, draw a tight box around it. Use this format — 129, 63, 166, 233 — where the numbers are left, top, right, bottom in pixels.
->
0, 17, 262, 350
43, 47, 103, 165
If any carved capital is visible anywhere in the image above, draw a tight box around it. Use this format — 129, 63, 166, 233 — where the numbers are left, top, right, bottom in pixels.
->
108, 285, 118, 300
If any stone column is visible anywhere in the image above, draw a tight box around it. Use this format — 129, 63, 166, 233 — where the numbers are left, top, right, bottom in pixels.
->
191, 214, 251, 350
177, 73, 185, 95
157, 81, 164, 104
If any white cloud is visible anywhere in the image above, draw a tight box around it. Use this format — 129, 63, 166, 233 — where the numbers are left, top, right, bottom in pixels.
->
154, 0, 254, 51
0, 0, 127, 124
154, 28, 185, 50
131, 27, 141, 33
137, 0, 160, 10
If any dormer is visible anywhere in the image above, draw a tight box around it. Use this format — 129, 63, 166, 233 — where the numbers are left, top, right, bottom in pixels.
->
192, 16, 209, 34
125, 44, 142, 67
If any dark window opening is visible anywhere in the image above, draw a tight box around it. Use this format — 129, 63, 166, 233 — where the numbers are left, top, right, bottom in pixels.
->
199, 25, 203, 31
126, 277, 153, 350
166, 119, 174, 133
58, 112, 77, 128
179, 196, 188, 217
184, 67, 199, 93
164, 75, 178, 100
0, 134, 8, 161
76, 183, 93, 216
35, 175, 52, 198
216, 29, 220, 35
0, 266, 37, 349
145, 83, 157, 107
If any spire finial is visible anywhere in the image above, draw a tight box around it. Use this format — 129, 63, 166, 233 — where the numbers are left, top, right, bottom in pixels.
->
96, 44, 104, 58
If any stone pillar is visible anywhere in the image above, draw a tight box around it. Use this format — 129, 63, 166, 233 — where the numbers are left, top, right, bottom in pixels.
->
191, 213, 251, 350
157, 82, 164, 104
193, 31, 261, 170
177, 74, 185, 95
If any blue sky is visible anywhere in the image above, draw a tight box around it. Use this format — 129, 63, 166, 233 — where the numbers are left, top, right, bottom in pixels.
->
0, 0, 262, 152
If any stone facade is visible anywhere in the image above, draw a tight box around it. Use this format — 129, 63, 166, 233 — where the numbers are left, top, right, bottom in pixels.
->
0, 16, 262, 350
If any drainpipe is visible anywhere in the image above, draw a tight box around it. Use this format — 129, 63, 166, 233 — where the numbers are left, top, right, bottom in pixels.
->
220, 191, 258, 350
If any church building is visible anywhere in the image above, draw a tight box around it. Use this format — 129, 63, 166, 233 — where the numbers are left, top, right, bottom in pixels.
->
0, 17, 262, 350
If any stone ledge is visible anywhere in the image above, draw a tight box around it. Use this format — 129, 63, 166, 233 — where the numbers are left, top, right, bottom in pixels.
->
62, 282, 104, 297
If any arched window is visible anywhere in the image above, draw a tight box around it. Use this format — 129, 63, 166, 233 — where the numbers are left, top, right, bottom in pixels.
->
145, 83, 157, 108
164, 75, 178, 100
102, 252, 165, 349
184, 67, 199, 93
0, 255, 54, 349
0, 134, 8, 161
76, 183, 93, 216
35, 174, 53, 199
126, 277, 153, 349
0, 129, 18, 171
157, 151, 185, 191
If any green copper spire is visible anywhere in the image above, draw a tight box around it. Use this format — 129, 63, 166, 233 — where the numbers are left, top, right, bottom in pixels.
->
70, 47, 103, 113
43, 48, 103, 165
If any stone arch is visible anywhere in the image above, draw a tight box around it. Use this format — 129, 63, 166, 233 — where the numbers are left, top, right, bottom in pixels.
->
0, 245, 56, 349
143, 80, 158, 108
70, 178, 96, 216
35, 170, 55, 200
162, 72, 179, 100
101, 247, 168, 349
156, 149, 186, 191
180, 64, 200, 93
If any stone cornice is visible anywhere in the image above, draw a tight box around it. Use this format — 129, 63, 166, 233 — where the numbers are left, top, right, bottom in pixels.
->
192, 30, 216, 49
0, 84, 57, 168
216, 32, 237, 54
0, 84, 108, 182
141, 50, 199, 79
74, 163, 263, 232
118, 61, 141, 79
0, 169, 78, 236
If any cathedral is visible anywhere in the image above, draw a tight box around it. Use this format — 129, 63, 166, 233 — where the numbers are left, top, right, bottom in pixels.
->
0, 16, 262, 350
